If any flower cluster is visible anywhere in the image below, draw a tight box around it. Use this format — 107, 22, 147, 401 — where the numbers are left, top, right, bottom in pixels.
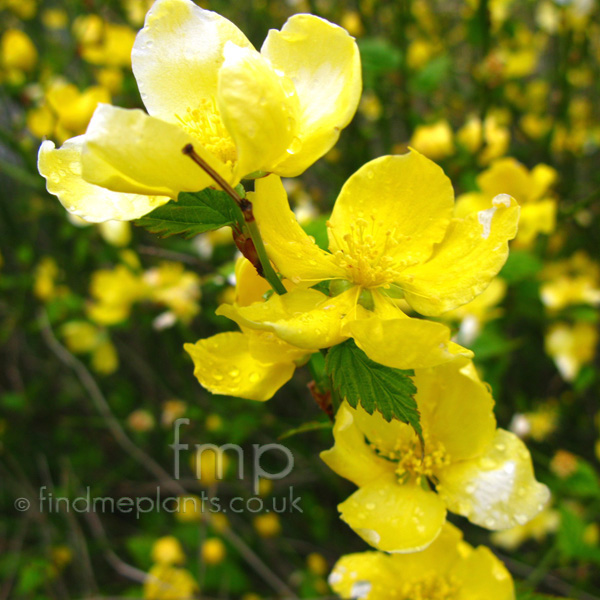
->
36, 0, 558, 598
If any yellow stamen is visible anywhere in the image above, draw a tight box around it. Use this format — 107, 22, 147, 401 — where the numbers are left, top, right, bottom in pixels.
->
176, 98, 237, 168
327, 216, 404, 289
399, 575, 459, 600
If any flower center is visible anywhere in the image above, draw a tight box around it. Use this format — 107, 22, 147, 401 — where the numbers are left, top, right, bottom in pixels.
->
372, 437, 450, 484
176, 98, 237, 169
399, 575, 459, 600
327, 217, 403, 289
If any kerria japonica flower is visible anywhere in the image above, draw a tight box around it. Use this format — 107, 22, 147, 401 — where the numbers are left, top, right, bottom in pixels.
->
329, 523, 515, 600
321, 360, 550, 553
38, 0, 361, 222
218, 150, 520, 369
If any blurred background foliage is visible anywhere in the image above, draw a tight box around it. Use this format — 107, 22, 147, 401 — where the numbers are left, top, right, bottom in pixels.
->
1, 0, 600, 598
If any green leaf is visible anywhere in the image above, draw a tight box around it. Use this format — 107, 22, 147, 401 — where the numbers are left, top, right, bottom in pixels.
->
134, 188, 240, 239
358, 38, 402, 86
325, 340, 421, 437
557, 505, 600, 563
500, 250, 544, 283
411, 54, 451, 93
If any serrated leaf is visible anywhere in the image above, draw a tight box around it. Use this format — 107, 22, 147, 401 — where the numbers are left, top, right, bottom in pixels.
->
325, 340, 421, 437
134, 188, 240, 239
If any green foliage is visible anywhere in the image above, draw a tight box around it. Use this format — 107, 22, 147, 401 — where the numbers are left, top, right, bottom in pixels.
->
325, 339, 421, 436
358, 37, 402, 85
411, 55, 452, 94
500, 250, 544, 283
557, 505, 600, 563
134, 188, 240, 238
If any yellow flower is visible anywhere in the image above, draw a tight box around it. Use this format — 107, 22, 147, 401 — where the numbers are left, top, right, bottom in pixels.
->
144, 564, 197, 600
39, 0, 361, 223
28, 81, 111, 143
98, 220, 131, 247
174, 495, 203, 523
91, 339, 119, 374
152, 536, 186, 565
329, 523, 514, 600
491, 507, 560, 551
409, 120, 455, 161
253, 513, 281, 538
540, 252, 600, 311
61, 321, 103, 354
455, 157, 556, 247
1, 29, 37, 72
307, 552, 328, 576
86, 264, 147, 325
545, 321, 598, 382
201, 538, 226, 565
143, 261, 201, 323
457, 114, 510, 164
79, 21, 136, 68
34, 256, 60, 301
321, 360, 550, 552
185, 258, 309, 401
219, 150, 518, 370
509, 402, 558, 443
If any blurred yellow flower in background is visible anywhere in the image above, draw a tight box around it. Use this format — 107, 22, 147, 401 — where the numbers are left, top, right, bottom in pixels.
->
545, 321, 598, 382
409, 120, 455, 161
27, 80, 111, 143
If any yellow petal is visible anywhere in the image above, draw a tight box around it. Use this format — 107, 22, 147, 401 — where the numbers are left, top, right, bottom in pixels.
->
251, 175, 344, 284
529, 163, 557, 202
338, 475, 447, 552
261, 14, 361, 177
415, 361, 496, 462
218, 43, 298, 179
131, 0, 252, 121
329, 523, 512, 600
38, 137, 170, 223
515, 200, 556, 246
234, 257, 273, 307
247, 330, 309, 364
217, 287, 358, 350
349, 401, 417, 459
328, 553, 399, 599
328, 151, 454, 270
477, 157, 530, 201
437, 429, 551, 530
453, 546, 515, 600
320, 403, 396, 488
184, 332, 295, 401
399, 194, 519, 316
81, 104, 231, 198
346, 312, 473, 370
